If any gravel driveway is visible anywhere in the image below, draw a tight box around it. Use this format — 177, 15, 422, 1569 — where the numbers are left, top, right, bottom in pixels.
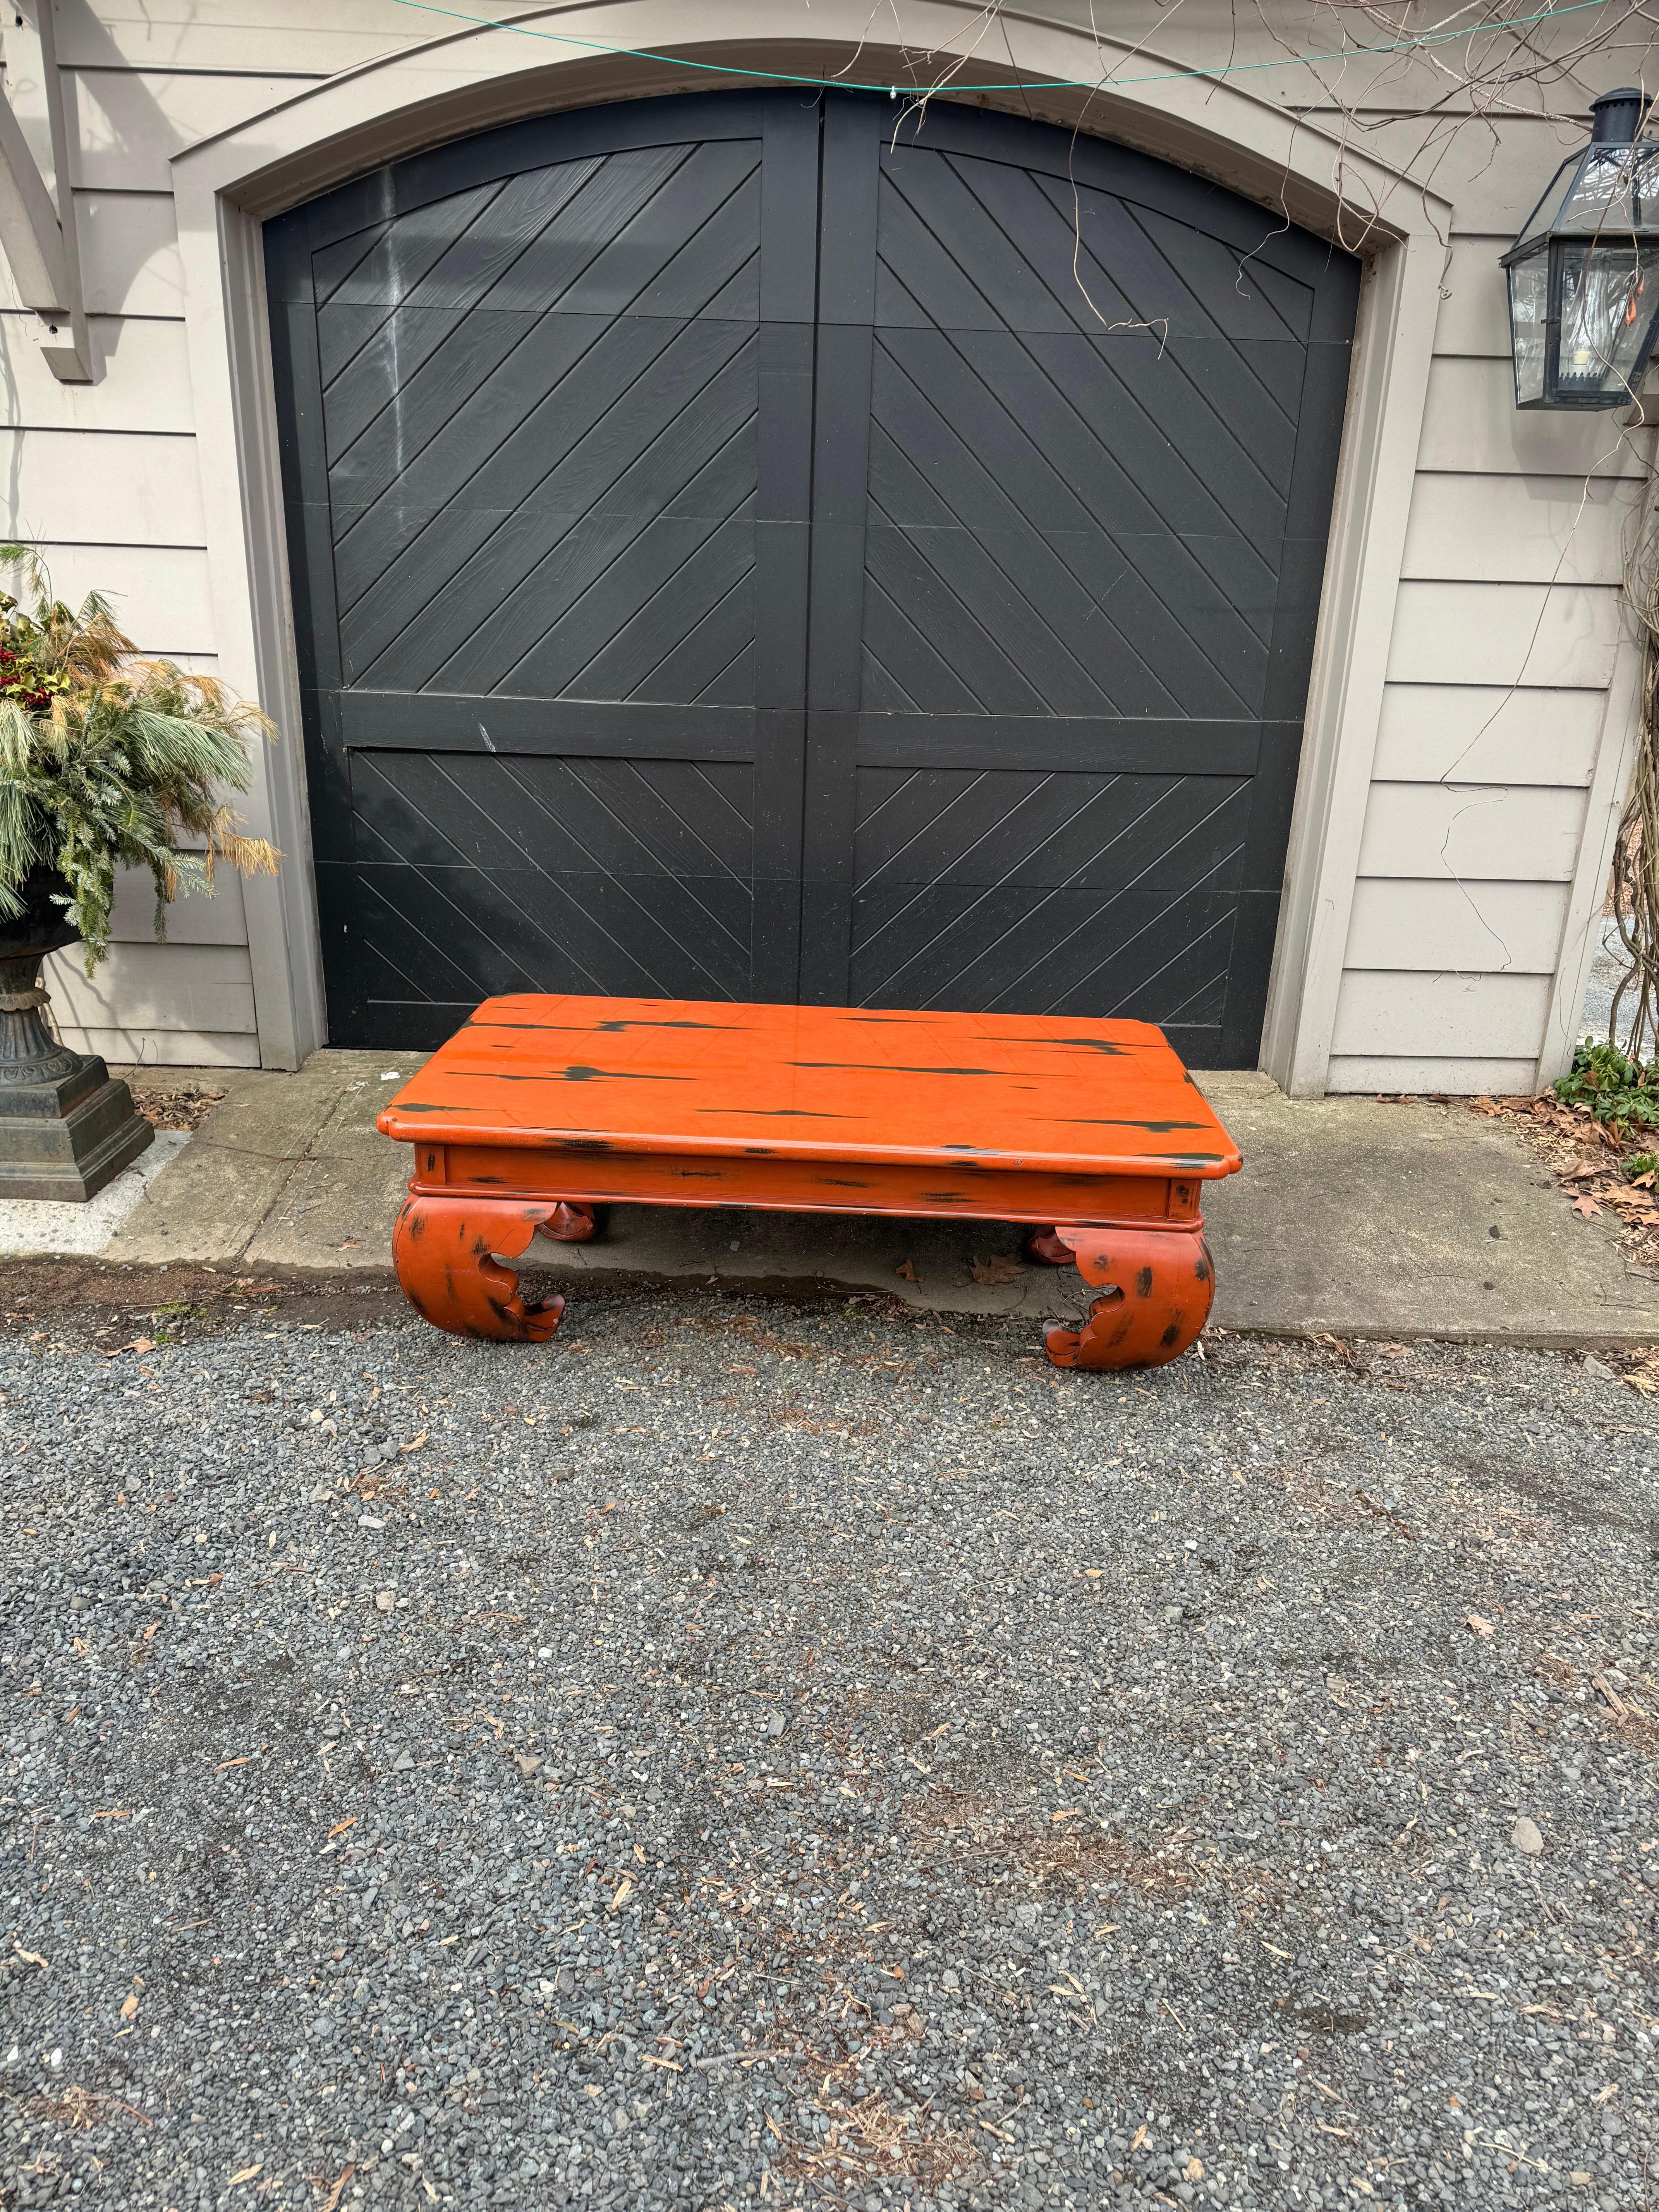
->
1, 1295, 1655, 2212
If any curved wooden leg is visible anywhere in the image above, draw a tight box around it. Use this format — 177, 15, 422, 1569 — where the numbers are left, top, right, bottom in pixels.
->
545, 1201, 598, 1243
1025, 1225, 1073, 1266
1043, 1224, 1213, 1372
393, 1194, 565, 1343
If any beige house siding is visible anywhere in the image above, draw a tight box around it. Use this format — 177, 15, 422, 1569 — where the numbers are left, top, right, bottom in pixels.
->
0, 4, 1649, 1088
0, 268, 249, 1057
0, 25, 274, 1066
1324, 110, 1649, 1092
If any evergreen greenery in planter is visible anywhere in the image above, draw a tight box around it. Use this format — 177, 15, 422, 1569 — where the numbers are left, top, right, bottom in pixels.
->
0, 547, 279, 963
0, 550, 281, 1203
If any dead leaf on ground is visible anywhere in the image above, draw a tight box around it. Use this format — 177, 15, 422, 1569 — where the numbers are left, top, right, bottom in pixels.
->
1563, 1158, 1603, 1180
1570, 1192, 1602, 1219
969, 1253, 1023, 1286
118, 1993, 138, 2021
895, 1260, 919, 1283
1465, 1614, 1496, 1638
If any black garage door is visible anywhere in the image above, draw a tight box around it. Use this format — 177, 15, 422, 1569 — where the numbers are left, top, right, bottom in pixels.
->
267, 91, 1357, 1062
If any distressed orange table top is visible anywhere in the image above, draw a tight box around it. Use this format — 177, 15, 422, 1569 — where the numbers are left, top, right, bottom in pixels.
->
378, 996, 1242, 1181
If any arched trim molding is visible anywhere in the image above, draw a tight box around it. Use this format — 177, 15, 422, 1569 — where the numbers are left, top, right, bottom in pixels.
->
171, 4, 1452, 1089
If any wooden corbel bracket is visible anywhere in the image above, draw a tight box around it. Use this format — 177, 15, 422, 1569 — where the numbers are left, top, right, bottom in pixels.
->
0, 7, 93, 382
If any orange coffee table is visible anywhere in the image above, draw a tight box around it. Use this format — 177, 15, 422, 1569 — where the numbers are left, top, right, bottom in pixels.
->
376, 996, 1241, 1371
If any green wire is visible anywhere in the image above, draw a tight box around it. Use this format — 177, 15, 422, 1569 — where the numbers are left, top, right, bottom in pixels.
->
390, 0, 1616, 98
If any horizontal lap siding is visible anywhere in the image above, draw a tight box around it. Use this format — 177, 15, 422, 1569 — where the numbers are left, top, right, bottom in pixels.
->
3, 544, 218, 655
0, 313, 195, 427
1332, 972, 1555, 1059
1431, 239, 1511, 357
1357, 786, 1587, 881
1370, 686, 1604, 785
1, 37, 254, 1067
1415, 360, 1648, 476
1344, 879, 1571, 972
1330, 134, 1642, 1094
0, 426, 204, 539
61, 72, 328, 193
1401, 476, 1641, 587
0, 193, 184, 316
1385, 584, 1624, 689
50, 4, 524, 72
1327, 1056, 1540, 1095
43, 943, 256, 1030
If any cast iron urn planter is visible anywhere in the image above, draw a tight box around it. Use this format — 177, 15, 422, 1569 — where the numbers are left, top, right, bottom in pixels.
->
0, 868, 152, 1200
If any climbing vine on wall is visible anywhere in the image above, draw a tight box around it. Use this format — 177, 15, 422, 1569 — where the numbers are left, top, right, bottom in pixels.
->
1612, 497, 1659, 1066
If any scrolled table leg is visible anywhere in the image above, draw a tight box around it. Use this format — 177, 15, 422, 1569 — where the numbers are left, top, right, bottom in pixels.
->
1024, 1226, 1073, 1265
392, 1194, 565, 1343
1042, 1224, 1214, 1372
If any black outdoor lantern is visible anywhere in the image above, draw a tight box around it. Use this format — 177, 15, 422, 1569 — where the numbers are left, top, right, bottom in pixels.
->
1502, 86, 1659, 409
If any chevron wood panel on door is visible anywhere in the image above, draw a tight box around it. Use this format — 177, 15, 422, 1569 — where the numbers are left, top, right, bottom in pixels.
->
271, 92, 1357, 1060
847, 764, 1253, 1029
267, 93, 819, 1046
800, 100, 1358, 1066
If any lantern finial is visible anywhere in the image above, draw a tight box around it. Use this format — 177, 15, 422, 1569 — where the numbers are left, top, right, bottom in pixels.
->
1590, 88, 1650, 146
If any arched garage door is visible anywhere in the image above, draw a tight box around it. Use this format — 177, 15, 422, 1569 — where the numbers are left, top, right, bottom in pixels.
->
267, 91, 1358, 1063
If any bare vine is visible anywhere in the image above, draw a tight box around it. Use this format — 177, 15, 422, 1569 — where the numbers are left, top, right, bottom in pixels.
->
1613, 481, 1659, 1063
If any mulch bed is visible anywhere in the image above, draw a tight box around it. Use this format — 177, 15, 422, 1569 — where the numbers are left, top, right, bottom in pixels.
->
124, 1076, 227, 1133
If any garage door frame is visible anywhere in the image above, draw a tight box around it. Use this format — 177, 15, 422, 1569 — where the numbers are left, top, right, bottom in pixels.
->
168, 24, 1453, 1090
264, 84, 1362, 1060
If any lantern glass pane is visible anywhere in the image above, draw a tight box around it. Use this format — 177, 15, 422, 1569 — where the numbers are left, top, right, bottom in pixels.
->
1507, 247, 1550, 403
1513, 153, 1588, 251
1556, 141, 1659, 237
1555, 239, 1659, 400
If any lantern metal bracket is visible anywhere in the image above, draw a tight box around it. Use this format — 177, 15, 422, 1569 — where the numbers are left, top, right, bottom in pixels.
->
0, 7, 93, 382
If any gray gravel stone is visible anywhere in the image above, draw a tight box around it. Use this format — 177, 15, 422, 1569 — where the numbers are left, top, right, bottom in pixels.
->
0, 1300, 1654, 2211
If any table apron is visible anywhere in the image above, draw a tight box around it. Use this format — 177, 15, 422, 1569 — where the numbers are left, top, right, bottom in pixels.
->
403, 1143, 1204, 1227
